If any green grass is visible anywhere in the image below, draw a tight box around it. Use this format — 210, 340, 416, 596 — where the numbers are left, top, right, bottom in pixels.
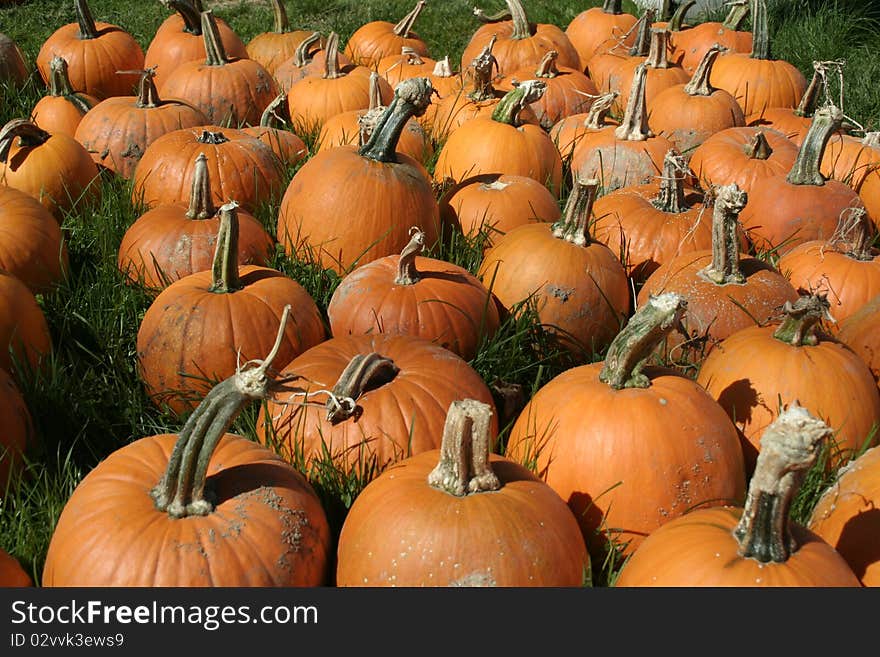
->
0, 0, 877, 588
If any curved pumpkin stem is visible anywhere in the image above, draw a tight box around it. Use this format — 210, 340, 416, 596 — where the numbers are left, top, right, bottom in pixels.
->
393, 1, 427, 38
185, 153, 215, 219
0, 119, 51, 162
201, 10, 231, 66
467, 34, 499, 102
628, 9, 654, 57
669, 0, 696, 31
474, 0, 533, 40
602, 0, 624, 14
599, 292, 688, 389
794, 64, 823, 118
490, 79, 545, 126
427, 399, 499, 496
698, 183, 748, 285
268, 0, 290, 33
75, 0, 99, 40
723, 0, 751, 30
162, 0, 203, 35
786, 104, 844, 186
150, 305, 297, 518
322, 32, 344, 80
773, 293, 835, 346
357, 73, 386, 145
209, 201, 243, 293
533, 50, 559, 78
324, 353, 400, 424
683, 45, 724, 97
744, 130, 773, 159
394, 227, 426, 285
645, 28, 672, 69
583, 91, 617, 129
614, 63, 652, 141
551, 176, 599, 246
653, 150, 689, 213
123, 67, 162, 109
259, 92, 288, 128
45, 56, 94, 114
733, 404, 832, 563
293, 31, 322, 67
359, 77, 435, 163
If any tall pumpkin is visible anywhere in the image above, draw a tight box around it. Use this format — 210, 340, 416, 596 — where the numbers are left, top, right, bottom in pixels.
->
30, 56, 99, 139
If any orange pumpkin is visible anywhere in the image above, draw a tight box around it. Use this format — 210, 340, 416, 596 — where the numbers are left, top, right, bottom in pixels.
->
377, 47, 437, 89
549, 91, 619, 163
273, 32, 350, 93
239, 93, 309, 167
344, 0, 430, 68
586, 7, 651, 98
245, 0, 322, 76
30, 56, 99, 139
565, 0, 638, 72
667, 0, 752, 75
0, 270, 52, 377
615, 404, 860, 587
336, 399, 590, 587
837, 292, 880, 385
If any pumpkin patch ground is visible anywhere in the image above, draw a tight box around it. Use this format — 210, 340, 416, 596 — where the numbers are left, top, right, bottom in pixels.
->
1, 0, 879, 592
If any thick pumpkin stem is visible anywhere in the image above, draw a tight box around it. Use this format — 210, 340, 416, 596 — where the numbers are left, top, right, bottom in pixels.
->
201, 10, 231, 66
0, 119, 50, 162
427, 399, 499, 496
163, 0, 202, 35
629, 9, 654, 57
583, 91, 617, 129
128, 67, 161, 108
474, 0, 533, 40
733, 404, 832, 563
645, 28, 672, 69
653, 150, 689, 213
209, 201, 242, 293
322, 32, 344, 80
794, 65, 822, 118
614, 63, 652, 141
46, 56, 94, 114
533, 50, 559, 78
467, 34, 499, 102
699, 183, 748, 285
259, 92, 288, 128
551, 177, 599, 246
433, 56, 454, 78
359, 77, 434, 162
599, 292, 688, 389
723, 0, 751, 30
829, 207, 874, 261
197, 130, 231, 145
150, 305, 297, 518
393, 1, 427, 38
491, 79, 546, 126
750, 0, 770, 61
293, 32, 322, 67
684, 45, 723, 96
75, 0, 99, 40
185, 153, 215, 219
394, 227, 425, 285
399, 46, 426, 66
325, 353, 400, 424
744, 130, 773, 159
773, 293, 835, 346
786, 104, 844, 186
602, 0, 623, 14
669, 0, 696, 31
269, 0, 290, 33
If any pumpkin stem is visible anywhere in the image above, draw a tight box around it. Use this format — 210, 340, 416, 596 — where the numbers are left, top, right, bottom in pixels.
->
269, 0, 290, 33
0, 119, 50, 162
772, 293, 835, 346
293, 32, 322, 67
393, 1, 427, 38
467, 34, 499, 102
699, 183, 748, 285
794, 64, 822, 118
628, 9, 654, 57
201, 10, 231, 66
45, 56, 95, 114
862, 132, 880, 149
162, 0, 202, 35
657, 0, 675, 22
583, 91, 617, 129
209, 201, 242, 293
669, 0, 696, 31
733, 404, 832, 563
614, 63, 652, 141
356, 74, 386, 145
750, 0, 771, 61
325, 353, 400, 424
474, 0, 533, 40
602, 0, 623, 14
683, 45, 724, 97
75, 0, 99, 40
322, 32, 344, 79
786, 104, 843, 186
129, 67, 161, 108
259, 92, 288, 128
150, 305, 296, 518
427, 399, 499, 496
599, 292, 688, 389
197, 130, 231, 145
744, 130, 773, 159
359, 77, 435, 163
645, 28, 672, 69
394, 226, 426, 285
433, 56, 454, 78
828, 206, 874, 261
652, 150, 689, 213
400, 46, 426, 66
533, 50, 559, 78
551, 176, 599, 246
722, 0, 751, 30
490, 79, 546, 126
185, 153, 215, 219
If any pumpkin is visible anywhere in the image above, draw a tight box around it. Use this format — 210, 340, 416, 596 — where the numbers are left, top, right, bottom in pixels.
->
416, 56, 467, 132
73, 67, 208, 179
0, 270, 52, 376
145, 0, 248, 93
549, 91, 619, 163
0, 32, 28, 87
809, 442, 880, 586
257, 333, 499, 478
239, 92, 309, 167
461, 0, 580, 76
0, 185, 68, 294
327, 227, 500, 361
836, 292, 880, 384
637, 183, 799, 365
30, 56, 99, 139
273, 32, 351, 93
336, 399, 591, 586
131, 125, 286, 214
477, 177, 630, 357
344, 0, 430, 68
433, 80, 563, 196
565, 0, 638, 72
43, 313, 332, 587
505, 292, 746, 556
586, 7, 651, 98
35, 0, 145, 100
245, 0, 321, 76
0, 366, 33, 492
821, 131, 880, 194
277, 78, 440, 275
137, 202, 325, 415
667, 0, 753, 75
0, 118, 102, 221
377, 47, 437, 89
615, 404, 860, 587
709, 0, 807, 123
695, 292, 880, 473
647, 45, 746, 157
0, 547, 31, 587
118, 152, 274, 290
161, 10, 280, 128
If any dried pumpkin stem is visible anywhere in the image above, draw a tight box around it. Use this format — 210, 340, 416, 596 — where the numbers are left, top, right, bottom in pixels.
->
744, 130, 773, 159
209, 201, 242, 293
197, 130, 231, 145
129, 67, 161, 108
394, 227, 425, 285
534, 50, 559, 78
185, 153, 215, 219
163, 0, 202, 35
583, 92, 617, 129
772, 293, 834, 346
475, 0, 532, 40
151, 305, 295, 518
829, 207, 873, 261
683, 45, 723, 97
433, 56, 454, 77
733, 404, 832, 563
259, 92, 288, 128
786, 104, 843, 186
599, 292, 688, 389
629, 9, 654, 57
491, 79, 546, 126
652, 150, 688, 213
551, 177, 599, 246
322, 32, 343, 80
645, 28, 672, 69
393, 1, 426, 38
794, 65, 822, 118
325, 353, 400, 424
293, 32, 322, 67
669, 1, 696, 31
46, 56, 94, 113
750, 0, 770, 61
201, 10, 231, 66
602, 0, 624, 14
614, 63, 652, 141
427, 399, 499, 496
359, 77, 435, 162
699, 183, 748, 285
0, 119, 50, 162
467, 34, 499, 102
75, 0, 99, 40
269, 0, 290, 33
723, 0, 750, 30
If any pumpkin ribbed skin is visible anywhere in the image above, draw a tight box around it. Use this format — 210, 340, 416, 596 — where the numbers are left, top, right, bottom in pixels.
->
615, 505, 860, 587
571, 125, 673, 194
837, 293, 880, 384
30, 57, 99, 139
710, 54, 807, 124
42, 432, 330, 587
670, 23, 753, 76
257, 334, 498, 475
0, 271, 52, 375
0, 366, 32, 490
565, 5, 638, 71
0, 547, 31, 587
336, 450, 590, 587
809, 444, 880, 586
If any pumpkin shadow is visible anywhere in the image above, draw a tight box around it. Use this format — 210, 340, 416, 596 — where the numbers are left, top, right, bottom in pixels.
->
208, 460, 314, 506
830, 507, 880, 582
715, 377, 762, 473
